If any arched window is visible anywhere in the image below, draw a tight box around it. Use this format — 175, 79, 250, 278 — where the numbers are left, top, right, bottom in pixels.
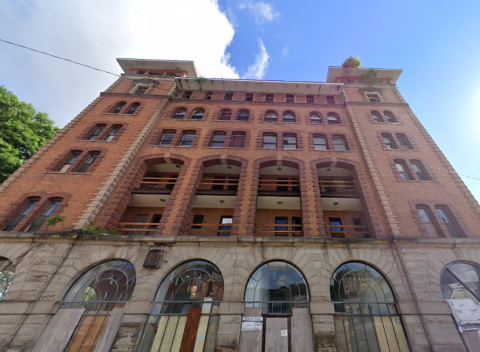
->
87, 124, 106, 141
191, 108, 205, 120
310, 113, 322, 124
219, 109, 232, 120
0, 258, 15, 301
331, 262, 409, 351
245, 261, 309, 314
441, 262, 480, 300
173, 108, 187, 119
327, 113, 341, 124
237, 109, 250, 121
410, 160, 430, 180
126, 102, 140, 115
371, 110, 384, 123
26, 198, 63, 232
282, 111, 296, 123
435, 205, 463, 238
111, 102, 126, 114
384, 111, 397, 123
265, 110, 277, 122
137, 260, 223, 352
61, 260, 136, 352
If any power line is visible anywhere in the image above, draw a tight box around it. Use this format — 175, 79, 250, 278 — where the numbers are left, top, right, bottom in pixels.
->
0, 38, 121, 77
2, 38, 479, 183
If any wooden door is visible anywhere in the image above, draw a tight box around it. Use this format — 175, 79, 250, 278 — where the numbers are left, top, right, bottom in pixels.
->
263, 317, 290, 352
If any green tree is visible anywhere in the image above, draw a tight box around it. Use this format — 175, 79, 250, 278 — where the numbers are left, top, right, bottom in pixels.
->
0, 86, 59, 183
342, 56, 361, 68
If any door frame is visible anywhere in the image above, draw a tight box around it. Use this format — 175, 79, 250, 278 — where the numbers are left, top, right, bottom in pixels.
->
262, 314, 292, 352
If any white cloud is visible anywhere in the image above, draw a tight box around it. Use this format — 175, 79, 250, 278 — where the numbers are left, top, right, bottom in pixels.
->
239, 1, 281, 24
243, 39, 270, 79
282, 45, 290, 57
0, 0, 238, 127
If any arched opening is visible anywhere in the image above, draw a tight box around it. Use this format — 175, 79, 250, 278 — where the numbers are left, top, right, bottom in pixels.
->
61, 260, 136, 352
241, 261, 313, 352
117, 156, 187, 235
137, 260, 224, 352
255, 159, 304, 237
315, 160, 375, 238
0, 257, 14, 301
441, 261, 480, 300
184, 157, 246, 236
331, 262, 409, 351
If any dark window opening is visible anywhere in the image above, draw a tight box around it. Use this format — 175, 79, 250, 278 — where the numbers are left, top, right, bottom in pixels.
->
266, 94, 274, 102
326, 96, 335, 104
212, 176, 225, 190
59, 152, 80, 172
306, 95, 314, 103
218, 216, 232, 236
411, 161, 430, 180
367, 94, 381, 103
77, 153, 99, 173
146, 214, 162, 236
88, 125, 105, 141
205, 91, 213, 100
224, 92, 233, 101
183, 91, 193, 99
135, 86, 148, 94
245, 93, 253, 101
3, 199, 39, 231
112, 102, 126, 114
26, 200, 61, 232
191, 215, 204, 229
286, 94, 294, 103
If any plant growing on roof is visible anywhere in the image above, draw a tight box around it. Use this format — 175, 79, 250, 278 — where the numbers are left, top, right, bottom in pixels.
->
342, 56, 361, 68
194, 76, 208, 90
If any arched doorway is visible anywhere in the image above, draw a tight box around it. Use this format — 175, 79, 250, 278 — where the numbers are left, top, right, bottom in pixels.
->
137, 260, 224, 352
330, 262, 409, 351
242, 261, 313, 352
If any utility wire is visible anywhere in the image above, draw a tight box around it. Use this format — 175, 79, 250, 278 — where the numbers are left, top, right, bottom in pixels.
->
2, 38, 479, 183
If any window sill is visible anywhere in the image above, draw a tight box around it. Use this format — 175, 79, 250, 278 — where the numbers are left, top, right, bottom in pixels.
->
47, 171, 92, 175
79, 140, 116, 143
206, 147, 245, 149
396, 180, 436, 183
105, 113, 136, 116
255, 148, 304, 151
213, 119, 252, 123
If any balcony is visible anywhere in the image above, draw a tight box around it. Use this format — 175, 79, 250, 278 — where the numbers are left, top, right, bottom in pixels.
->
258, 177, 300, 196
317, 166, 370, 238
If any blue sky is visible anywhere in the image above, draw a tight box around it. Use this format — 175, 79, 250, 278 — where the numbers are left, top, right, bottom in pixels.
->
1, 0, 479, 201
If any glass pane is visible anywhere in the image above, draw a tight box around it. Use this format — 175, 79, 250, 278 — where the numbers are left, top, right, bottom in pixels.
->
436, 208, 450, 223
417, 208, 430, 223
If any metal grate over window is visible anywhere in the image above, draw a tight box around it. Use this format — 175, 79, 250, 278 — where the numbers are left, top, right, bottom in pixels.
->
331, 262, 410, 352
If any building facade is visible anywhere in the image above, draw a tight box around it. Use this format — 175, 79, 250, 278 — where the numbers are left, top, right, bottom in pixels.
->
0, 59, 479, 352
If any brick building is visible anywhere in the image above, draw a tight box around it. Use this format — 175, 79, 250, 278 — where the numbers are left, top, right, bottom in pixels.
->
0, 58, 479, 352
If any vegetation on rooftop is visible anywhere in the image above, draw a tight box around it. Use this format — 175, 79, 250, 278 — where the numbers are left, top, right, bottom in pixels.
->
342, 56, 361, 68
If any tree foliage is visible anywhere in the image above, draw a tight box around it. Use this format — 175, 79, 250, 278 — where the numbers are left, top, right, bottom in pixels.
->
342, 56, 361, 68
0, 86, 59, 183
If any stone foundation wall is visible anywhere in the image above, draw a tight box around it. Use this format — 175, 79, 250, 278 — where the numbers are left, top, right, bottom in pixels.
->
0, 233, 476, 351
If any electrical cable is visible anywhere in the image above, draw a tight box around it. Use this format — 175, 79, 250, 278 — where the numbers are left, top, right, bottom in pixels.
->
2, 38, 479, 182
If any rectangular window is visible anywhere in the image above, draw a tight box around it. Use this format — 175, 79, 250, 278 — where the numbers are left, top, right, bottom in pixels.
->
230, 132, 246, 148
26, 200, 61, 232
292, 217, 302, 233
77, 153, 99, 173
159, 131, 175, 146
218, 216, 233, 236
436, 207, 460, 238
245, 93, 253, 101
367, 93, 381, 103
396, 134, 412, 150
104, 126, 120, 142
3, 199, 39, 231
395, 162, 411, 181
313, 135, 328, 150
326, 96, 335, 104
275, 217, 288, 237
205, 91, 213, 100
183, 91, 192, 99
382, 134, 397, 149
146, 214, 162, 236
210, 133, 226, 147
283, 134, 297, 149
266, 94, 274, 102
411, 162, 429, 180
135, 86, 149, 95
88, 126, 104, 141
58, 152, 80, 172
224, 92, 233, 100
191, 215, 204, 229
329, 218, 343, 236
263, 134, 277, 149
129, 214, 149, 236
333, 137, 347, 151
306, 95, 314, 103
179, 132, 195, 146
286, 94, 294, 103
417, 207, 440, 237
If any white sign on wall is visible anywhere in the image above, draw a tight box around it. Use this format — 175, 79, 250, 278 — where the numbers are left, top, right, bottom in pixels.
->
241, 322, 263, 331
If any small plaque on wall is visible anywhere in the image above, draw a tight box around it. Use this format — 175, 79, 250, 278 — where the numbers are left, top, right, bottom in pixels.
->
143, 249, 165, 269
241, 322, 263, 331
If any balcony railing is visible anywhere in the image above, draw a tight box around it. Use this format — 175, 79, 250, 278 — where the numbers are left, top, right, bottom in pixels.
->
258, 178, 300, 195
136, 176, 178, 193
186, 223, 232, 236
195, 177, 239, 195
117, 222, 160, 236
255, 224, 303, 237
325, 224, 370, 238
318, 179, 358, 196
